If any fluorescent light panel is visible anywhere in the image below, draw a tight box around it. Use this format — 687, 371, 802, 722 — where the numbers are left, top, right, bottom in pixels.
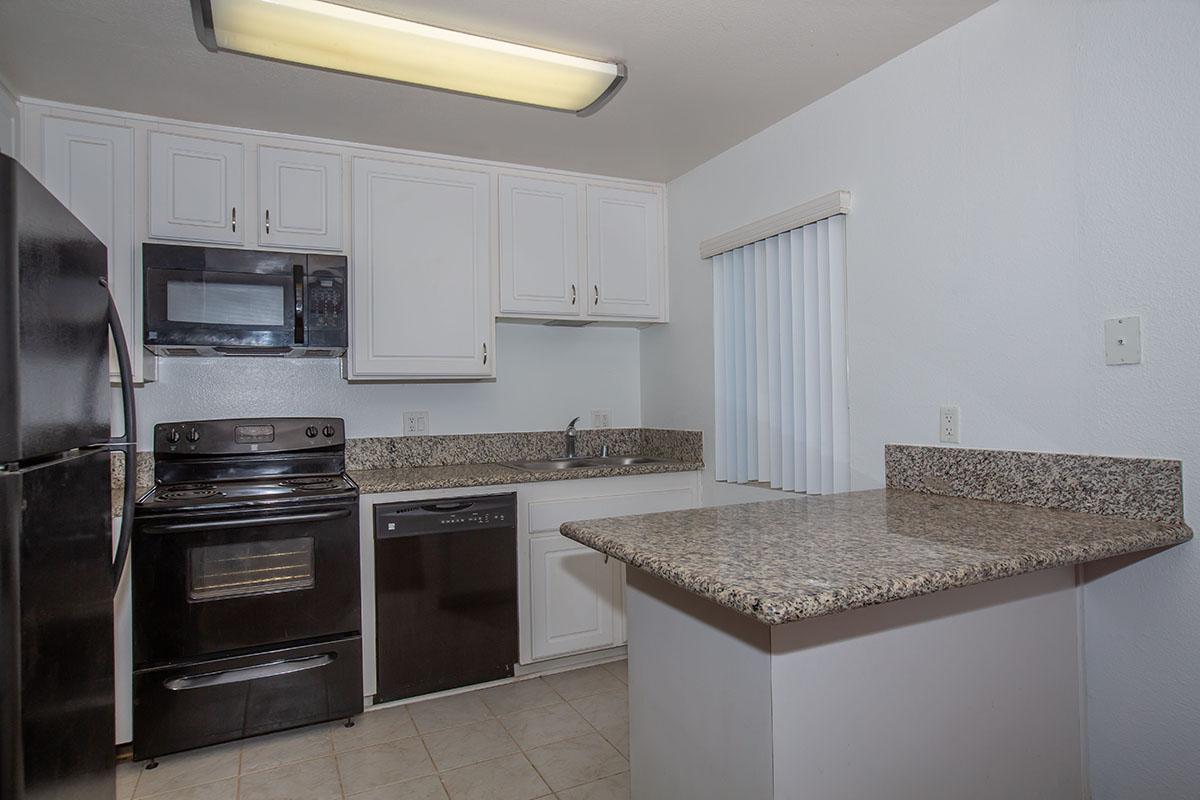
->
193, 0, 625, 114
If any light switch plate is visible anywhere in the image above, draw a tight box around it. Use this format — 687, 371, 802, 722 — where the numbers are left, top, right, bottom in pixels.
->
939, 405, 960, 444
591, 409, 611, 429
402, 411, 430, 436
1105, 316, 1141, 365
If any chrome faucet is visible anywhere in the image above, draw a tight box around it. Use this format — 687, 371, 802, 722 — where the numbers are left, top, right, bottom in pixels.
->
564, 417, 580, 458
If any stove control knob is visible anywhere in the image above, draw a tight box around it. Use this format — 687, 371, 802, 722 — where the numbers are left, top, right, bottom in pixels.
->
186, 427, 201, 443
322, 425, 336, 438
166, 428, 181, 444
305, 426, 319, 438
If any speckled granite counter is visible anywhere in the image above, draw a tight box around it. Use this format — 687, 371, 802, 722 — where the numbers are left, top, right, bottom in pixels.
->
112, 427, 704, 514
560, 488, 1191, 625
349, 459, 704, 494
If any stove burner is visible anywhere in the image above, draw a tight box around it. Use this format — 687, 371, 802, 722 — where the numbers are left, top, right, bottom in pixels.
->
280, 477, 346, 491
158, 488, 222, 501
291, 481, 343, 492
167, 482, 216, 491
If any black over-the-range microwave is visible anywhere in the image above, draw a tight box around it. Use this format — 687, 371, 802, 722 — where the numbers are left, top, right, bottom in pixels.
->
143, 243, 348, 357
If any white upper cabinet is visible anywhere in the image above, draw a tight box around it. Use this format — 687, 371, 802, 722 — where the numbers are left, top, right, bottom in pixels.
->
586, 185, 663, 320
498, 174, 581, 316
149, 130, 244, 244
350, 156, 493, 379
257, 145, 343, 251
40, 116, 149, 383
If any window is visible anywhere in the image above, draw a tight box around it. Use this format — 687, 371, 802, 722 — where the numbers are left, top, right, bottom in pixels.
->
712, 214, 849, 493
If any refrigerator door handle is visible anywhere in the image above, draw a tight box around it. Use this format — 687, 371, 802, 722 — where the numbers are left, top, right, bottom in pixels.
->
101, 278, 137, 595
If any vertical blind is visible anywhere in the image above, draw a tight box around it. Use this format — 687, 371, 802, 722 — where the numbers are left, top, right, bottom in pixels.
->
713, 214, 849, 494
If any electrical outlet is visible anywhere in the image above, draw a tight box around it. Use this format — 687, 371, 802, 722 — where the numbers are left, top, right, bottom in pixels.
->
939, 405, 960, 444
402, 411, 430, 436
591, 409, 611, 429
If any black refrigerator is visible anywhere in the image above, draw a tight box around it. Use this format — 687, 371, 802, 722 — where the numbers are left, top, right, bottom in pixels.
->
0, 153, 137, 800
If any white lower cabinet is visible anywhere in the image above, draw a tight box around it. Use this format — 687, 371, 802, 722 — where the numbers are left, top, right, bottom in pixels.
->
520, 473, 701, 663
528, 532, 619, 660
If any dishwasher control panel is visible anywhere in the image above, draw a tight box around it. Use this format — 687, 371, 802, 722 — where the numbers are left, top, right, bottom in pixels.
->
374, 493, 516, 538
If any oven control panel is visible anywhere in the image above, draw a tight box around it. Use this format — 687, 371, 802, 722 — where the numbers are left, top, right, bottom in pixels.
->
155, 417, 345, 456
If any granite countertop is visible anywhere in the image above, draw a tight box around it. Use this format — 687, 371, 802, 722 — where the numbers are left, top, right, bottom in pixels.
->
349, 459, 704, 495
560, 488, 1193, 625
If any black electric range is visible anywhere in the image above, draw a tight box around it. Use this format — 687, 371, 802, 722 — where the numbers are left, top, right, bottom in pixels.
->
132, 417, 363, 761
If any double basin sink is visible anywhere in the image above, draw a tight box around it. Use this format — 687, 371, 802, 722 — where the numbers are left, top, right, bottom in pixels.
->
503, 455, 670, 472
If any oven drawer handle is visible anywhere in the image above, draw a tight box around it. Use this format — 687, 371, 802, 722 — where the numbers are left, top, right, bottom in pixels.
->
145, 508, 351, 533
164, 653, 336, 691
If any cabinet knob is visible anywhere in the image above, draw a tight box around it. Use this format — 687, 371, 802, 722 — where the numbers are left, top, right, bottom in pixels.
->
482, 342, 488, 365
593, 285, 599, 306
265, 208, 270, 234
231, 206, 237, 232
570, 284, 576, 305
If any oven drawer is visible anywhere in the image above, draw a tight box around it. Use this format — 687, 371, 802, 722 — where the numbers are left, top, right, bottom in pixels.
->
133, 503, 360, 666
133, 636, 363, 759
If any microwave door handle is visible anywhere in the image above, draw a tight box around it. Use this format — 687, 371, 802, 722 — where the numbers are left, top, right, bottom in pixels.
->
293, 265, 305, 345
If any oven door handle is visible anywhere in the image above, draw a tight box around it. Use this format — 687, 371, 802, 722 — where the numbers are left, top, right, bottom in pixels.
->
144, 508, 351, 533
163, 653, 336, 691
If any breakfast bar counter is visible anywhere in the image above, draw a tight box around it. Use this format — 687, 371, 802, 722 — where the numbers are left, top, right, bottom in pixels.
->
559, 446, 1192, 800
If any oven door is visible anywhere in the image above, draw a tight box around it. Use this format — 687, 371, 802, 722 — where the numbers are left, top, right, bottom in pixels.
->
144, 265, 303, 351
133, 503, 360, 667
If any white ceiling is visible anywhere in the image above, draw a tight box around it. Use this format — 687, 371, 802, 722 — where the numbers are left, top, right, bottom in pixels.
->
0, 0, 994, 181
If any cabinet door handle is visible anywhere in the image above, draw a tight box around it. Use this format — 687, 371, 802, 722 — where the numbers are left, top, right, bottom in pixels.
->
570, 284, 576, 305
482, 342, 488, 365
593, 285, 599, 306
265, 209, 270, 234
231, 206, 237, 232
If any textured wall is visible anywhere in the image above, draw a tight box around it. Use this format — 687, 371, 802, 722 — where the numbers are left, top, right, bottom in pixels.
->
642, 0, 1200, 796
124, 322, 642, 443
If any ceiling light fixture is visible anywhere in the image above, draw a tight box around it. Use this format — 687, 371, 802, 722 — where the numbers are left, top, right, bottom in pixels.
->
189, 0, 626, 116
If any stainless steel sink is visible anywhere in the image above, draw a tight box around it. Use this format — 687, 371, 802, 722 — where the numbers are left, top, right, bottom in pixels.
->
502, 458, 599, 471
586, 456, 666, 467
502, 455, 670, 472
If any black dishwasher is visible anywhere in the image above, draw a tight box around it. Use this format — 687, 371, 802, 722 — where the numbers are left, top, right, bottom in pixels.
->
374, 493, 518, 702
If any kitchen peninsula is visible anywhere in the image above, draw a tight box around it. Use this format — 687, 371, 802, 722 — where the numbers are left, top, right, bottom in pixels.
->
561, 446, 1192, 800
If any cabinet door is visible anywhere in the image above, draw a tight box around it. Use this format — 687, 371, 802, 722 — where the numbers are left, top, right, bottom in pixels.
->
41, 117, 146, 382
351, 157, 492, 378
258, 145, 342, 250
529, 532, 617, 660
499, 174, 580, 316
149, 131, 243, 244
586, 185, 663, 319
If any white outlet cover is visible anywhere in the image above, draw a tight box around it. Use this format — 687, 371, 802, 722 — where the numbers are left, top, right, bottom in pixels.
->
402, 411, 430, 436
939, 405, 960, 444
591, 409, 612, 429
1105, 316, 1141, 365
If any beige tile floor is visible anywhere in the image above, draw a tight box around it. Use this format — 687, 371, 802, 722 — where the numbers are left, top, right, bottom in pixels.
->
117, 660, 629, 800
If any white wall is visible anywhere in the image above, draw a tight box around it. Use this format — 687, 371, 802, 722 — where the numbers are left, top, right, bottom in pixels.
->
641, 1, 1200, 797
0, 74, 18, 156
126, 322, 640, 443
